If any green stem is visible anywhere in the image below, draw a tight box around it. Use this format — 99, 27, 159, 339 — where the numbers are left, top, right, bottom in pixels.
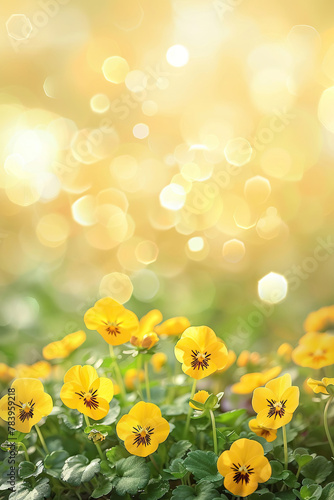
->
84, 414, 104, 461
149, 454, 160, 472
137, 354, 144, 400
282, 425, 288, 470
209, 410, 218, 455
184, 379, 197, 439
144, 360, 151, 402
35, 425, 49, 455
18, 441, 29, 461
109, 344, 126, 402
324, 396, 334, 458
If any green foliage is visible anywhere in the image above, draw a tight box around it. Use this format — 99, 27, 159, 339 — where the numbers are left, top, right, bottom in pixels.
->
111, 456, 151, 495
60, 454, 100, 486
183, 451, 221, 484
8, 478, 50, 500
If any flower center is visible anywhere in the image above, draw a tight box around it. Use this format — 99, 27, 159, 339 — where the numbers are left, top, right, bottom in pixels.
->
14, 399, 35, 422
75, 389, 99, 410
132, 425, 154, 447
266, 398, 287, 419
313, 349, 326, 360
191, 350, 211, 370
106, 322, 121, 336
232, 463, 254, 484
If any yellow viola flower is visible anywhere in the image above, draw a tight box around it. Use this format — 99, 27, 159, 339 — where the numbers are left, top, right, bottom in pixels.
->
249, 418, 277, 442
217, 438, 271, 497
175, 326, 228, 380
116, 401, 169, 457
84, 297, 139, 346
307, 377, 334, 395
130, 309, 161, 349
277, 343, 293, 361
124, 368, 145, 391
0, 363, 16, 382
155, 316, 190, 336
15, 361, 51, 379
252, 374, 299, 430
216, 350, 236, 374
304, 306, 334, 333
0, 378, 53, 433
43, 330, 86, 360
232, 366, 282, 395
189, 390, 210, 408
151, 352, 167, 373
60, 365, 113, 420
292, 332, 334, 369
237, 351, 250, 367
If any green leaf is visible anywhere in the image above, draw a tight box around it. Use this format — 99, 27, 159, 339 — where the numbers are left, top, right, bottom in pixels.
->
112, 456, 150, 496
169, 440, 193, 459
184, 451, 221, 483
171, 483, 219, 500
84, 424, 113, 434
8, 478, 50, 500
18, 460, 44, 479
301, 456, 333, 484
326, 385, 334, 397
215, 409, 247, 425
204, 394, 218, 410
44, 450, 69, 479
189, 399, 205, 410
268, 461, 289, 482
140, 478, 170, 500
8, 431, 26, 442
106, 445, 128, 464
164, 458, 188, 479
58, 410, 83, 430
275, 492, 298, 500
98, 399, 120, 425
299, 484, 322, 500
61, 455, 100, 486
320, 482, 334, 499
91, 476, 113, 498
248, 493, 274, 500
283, 471, 300, 489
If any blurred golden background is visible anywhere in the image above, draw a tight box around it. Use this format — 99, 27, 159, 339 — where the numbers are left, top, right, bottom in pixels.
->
1, 0, 334, 364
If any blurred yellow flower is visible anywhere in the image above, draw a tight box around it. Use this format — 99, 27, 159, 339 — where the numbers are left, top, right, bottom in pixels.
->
15, 361, 51, 379
0, 363, 16, 382
60, 365, 113, 420
216, 350, 236, 373
307, 377, 334, 395
232, 366, 282, 395
252, 374, 299, 430
84, 297, 139, 346
217, 438, 271, 497
189, 390, 210, 408
151, 352, 167, 373
237, 351, 250, 367
43, 330, 86, 360
124, 368, 145, 391
175, 326, 228, 380
130, 309, 161, 349
292, 332, 334, 369
116, 401, 169, 457
249, 418, 277, 442
0, 378, 53, 433
155, 316, 190, 336
304, 306, 334, 332
277, 343, 293, 361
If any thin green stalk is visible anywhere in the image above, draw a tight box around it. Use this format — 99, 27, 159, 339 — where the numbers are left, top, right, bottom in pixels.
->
136, 354, 144, 400
144, 360, 151, 402
209, 410, 218, 455
84, 414, 104, 461
109, 344, 126, 401
324, 396, 334, 457
35, 425, 49, 455
149, 454, 160, 472
184, 379, 197, 439
18, 441, 29, 461
282, 425, 288, 470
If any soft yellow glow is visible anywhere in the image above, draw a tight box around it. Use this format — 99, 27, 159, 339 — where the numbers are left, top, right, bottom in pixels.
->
244, 176, 271, 205
90, 94, 110, 113
318, 86, 334, 133
223, 239, 246, 263
99, 272, 133, 304
187, 236, 204, 252
6, 14, 32, 41
166, 44, 189, 67
102, 56, 129, 84
258, 272, 288, 304
160, 184, 186, 211
224, 138, 253, 166
133, 123, 149, 139
135, 240, 159, 264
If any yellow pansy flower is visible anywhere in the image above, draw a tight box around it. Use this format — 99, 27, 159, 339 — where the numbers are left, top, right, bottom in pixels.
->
175, 326, 228, 380
116, 401, 169, 457
249, 418, 277, 442
307, 377, 334, 395
304, 306, 334, 333
216, 350, 236, 373
15, 361, 51, 379
84, 297, 139, 346
60, 365, 113, 420
292, 332, 334, 369
189, 390, 210, 408
217, 438, 271, 497
277, 343, 293, 361
0, 363, 16, 382
43, 330, 86, 360
0, 378, 53, 433
124, 368, 145, 391
252, 374, 299, 430
130, 309, 161, 349
232, 366, 282, 395
237, 351, 250, 368
151, 353, 167, 373
155, 316, 190, 336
